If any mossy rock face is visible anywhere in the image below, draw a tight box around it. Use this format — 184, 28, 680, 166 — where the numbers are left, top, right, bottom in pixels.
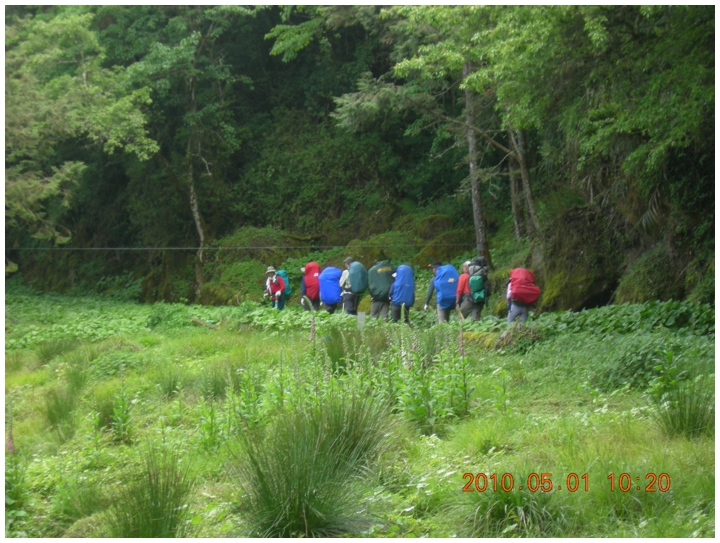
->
200, 259, 267, 305
344, 231, 418, 266
414, 214, 455, 241
357, 294, 372, 314
141, 250, 195, 303
686, 255, 714, 304
490, 294, 509, 318
413, 229, 474, 267
213, 226, 308, 265
353, 203, 401, 239
531, 206, 627, 312
614, 243, 685, 304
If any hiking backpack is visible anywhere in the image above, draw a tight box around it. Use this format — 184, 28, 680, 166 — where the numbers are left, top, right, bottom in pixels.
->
348, 261, 368, 295
509, 268, 541, 305
392, 264, 415, 307
304, 262, 320, 300
368, 260, 394, 302
434, 264, 459, 310
319, 267, 343, 305
468, 273, 485, 303
276, 270, 292, 297
468, 256, 490, 299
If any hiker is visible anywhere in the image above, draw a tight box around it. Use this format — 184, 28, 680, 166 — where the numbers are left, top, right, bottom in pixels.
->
456, 261, 480, 321
319, 266, 343, 314
264, 266, 286, 310
300, 262, 321, 311
389, 264, 414, 324
507, 268, 541, 324
339, 257, 367, 316
457, 257, 489, 321
368, 259, 394, 320
423, 261, 458, 323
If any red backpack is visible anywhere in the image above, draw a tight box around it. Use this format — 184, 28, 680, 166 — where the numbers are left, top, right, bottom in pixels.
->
510, 268, 541, 305
304, 262, 320, 300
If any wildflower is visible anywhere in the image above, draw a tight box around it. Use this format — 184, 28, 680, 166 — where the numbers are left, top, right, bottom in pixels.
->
6, 431, 15, 455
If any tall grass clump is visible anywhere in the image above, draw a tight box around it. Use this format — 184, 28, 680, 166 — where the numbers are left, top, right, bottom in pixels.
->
156, 363, 183, 398
323, 326, 354, 371
35, 338, 79, 363
198, 362, 228, 399
108, 445, 195, 537
233, 392, 394, 537
653, 375, 715, 439
459, 484, 569, 537
43, 387, 77, 441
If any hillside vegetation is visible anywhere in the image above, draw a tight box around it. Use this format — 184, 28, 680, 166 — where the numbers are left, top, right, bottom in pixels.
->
5, 6, 714, 310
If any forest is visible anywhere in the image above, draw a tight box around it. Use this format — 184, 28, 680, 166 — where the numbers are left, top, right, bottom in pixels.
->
4, 5, 715, 538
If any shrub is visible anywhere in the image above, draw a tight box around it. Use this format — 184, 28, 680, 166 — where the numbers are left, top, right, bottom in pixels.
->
198, 362, 228, 400
35, 338, 79, 364
460, 484, 568, 537
43, 387, 77, 441
108, 446, 195, 538
156, 363, 183, 398
51, 476, 106, 525
233, 393, 393, 537
653, 375, 715, 439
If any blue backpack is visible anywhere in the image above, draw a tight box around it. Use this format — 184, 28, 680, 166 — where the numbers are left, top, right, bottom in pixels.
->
434, 264, 459, 310
392, 265, 415, 307
319, 267, 343, 305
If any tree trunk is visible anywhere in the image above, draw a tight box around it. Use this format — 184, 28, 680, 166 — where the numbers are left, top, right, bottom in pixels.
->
463, 62, 491, 265
508, 156, 524, 239
509, 125, 540, 237
186, 140, 206, 299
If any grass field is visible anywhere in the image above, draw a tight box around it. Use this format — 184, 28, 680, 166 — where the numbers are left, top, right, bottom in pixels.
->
4, 281, 714, 537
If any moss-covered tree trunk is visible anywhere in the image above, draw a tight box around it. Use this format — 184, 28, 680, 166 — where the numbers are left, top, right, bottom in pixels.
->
508, 125, 540, 238
508, 157, 524, 240
463, 62, 490, 264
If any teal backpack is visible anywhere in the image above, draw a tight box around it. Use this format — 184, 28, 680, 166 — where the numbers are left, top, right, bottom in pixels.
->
276, 270, 292, 297
348, 261, 368, 295
469, 273, 485, 303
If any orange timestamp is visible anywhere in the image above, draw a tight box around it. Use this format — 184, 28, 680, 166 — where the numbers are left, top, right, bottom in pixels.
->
462, 472, 589, 493
462, 472, 672, 493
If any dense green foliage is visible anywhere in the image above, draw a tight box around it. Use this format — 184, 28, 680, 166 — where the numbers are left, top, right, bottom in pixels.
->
5, 280, 714, 537
5, 6, 713, 311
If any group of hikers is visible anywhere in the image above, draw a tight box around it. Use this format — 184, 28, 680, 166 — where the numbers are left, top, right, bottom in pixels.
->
264, 256, 541, 324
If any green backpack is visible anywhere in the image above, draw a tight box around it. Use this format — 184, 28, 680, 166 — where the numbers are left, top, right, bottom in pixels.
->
469, 273, 485, 303
368, 260, 394, 302
276, 269, 292, 296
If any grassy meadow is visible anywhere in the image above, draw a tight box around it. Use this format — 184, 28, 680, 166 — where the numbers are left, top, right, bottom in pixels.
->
4, 279, 714, 537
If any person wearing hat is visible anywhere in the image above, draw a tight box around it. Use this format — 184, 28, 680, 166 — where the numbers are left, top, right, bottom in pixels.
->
264, 266, 286, 310
339, 256, 358, 315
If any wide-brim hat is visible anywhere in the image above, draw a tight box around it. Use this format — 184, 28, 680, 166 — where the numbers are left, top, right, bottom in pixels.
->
265, 266, 276, 274
344, 256, 353, 264
428, 261, 442, 269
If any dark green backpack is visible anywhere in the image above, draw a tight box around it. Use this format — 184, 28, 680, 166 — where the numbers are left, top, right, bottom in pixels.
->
469, 273, 485, 303
368, 260, 394, 302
